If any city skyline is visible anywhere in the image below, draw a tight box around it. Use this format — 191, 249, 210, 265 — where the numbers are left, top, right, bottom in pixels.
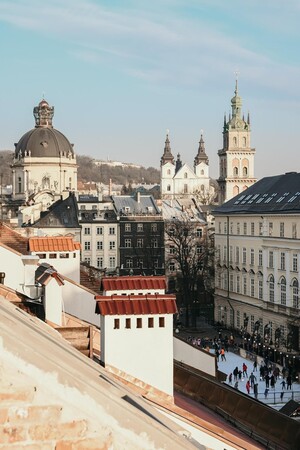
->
1, 1, 300, 179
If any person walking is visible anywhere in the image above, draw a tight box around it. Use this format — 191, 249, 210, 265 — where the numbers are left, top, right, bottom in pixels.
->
270, 374, 276, 389
254, 383, 258, 399
233, 366, 239, 381
253, 360, 258, 372
220, 348, 226, 361
280, 379, 286, 390
228, 373, 233, 384
265, 373, 270, 388
249, 372, 256, 388
234, 381, 238, 390
246, 380, 250, 394
242, 363, 248, 378
264, 388, 269, 399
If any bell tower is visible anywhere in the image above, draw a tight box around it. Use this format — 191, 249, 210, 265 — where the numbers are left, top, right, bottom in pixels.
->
217, 80, 256, 204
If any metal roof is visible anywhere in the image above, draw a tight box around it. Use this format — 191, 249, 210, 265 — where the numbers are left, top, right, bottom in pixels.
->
101, 276, 166, 292
29, 236, 81, 252
214, 172, 300, 215
112, 194, 160, 215
95, 294, 177, 315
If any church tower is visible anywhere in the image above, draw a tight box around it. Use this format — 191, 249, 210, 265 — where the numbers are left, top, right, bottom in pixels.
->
160, 131, 175, 199
217, 80, 256, 204
194, 133, 210, 193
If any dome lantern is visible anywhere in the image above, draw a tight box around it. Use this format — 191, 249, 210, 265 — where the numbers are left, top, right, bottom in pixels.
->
33, 99, 54, 128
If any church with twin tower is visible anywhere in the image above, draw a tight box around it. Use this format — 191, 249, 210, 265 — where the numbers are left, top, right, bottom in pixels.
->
160, 80, 257, 204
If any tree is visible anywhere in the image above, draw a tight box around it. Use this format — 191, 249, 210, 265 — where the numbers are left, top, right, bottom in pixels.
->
165, 218, 214, 327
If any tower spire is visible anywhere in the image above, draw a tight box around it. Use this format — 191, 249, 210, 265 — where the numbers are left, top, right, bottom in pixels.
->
160, 129, 174, 166
194, 131, 209, 166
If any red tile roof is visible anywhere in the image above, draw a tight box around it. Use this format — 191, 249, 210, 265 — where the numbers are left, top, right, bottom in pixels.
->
0, 223, 29, 255
29, 237, 81, 252
95, 294, 177, 316
101, 276, 166, 292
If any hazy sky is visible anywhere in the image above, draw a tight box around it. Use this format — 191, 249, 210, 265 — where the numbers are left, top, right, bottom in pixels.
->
0, 0, 300, 180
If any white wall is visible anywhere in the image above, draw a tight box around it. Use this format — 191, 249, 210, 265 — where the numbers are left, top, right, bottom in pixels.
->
62, 278, 98, 327
32, 251, 80, 284
101, 314, 174, 396
173, 337, 216, 378
44, 279, 62, 326
0, 245, 29, 293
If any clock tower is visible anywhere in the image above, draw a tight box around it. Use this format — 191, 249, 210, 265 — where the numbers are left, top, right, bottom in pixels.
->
217, 80, 256, 204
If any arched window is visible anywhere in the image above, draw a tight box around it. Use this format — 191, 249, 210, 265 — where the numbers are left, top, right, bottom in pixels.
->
184, 172, 188, 179
69, 177, 72, 189
269, 275, 274, 302
167, 184, 171, 192
201, 169, 204, 175
233, 185, 239, 197
292, 278, 299, 308
18, 177, 22, 193
243, 166, 248, 176
233, 167, 238, 176
243, 137, 246, 147
233, 137, 237, 147
167, 169, 171, 175
280, 277, 286, 306
184, 184, 188, 193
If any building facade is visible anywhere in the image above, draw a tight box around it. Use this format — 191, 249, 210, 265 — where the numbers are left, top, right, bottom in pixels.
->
214, 172, 300, 358
217, 81, 257, 204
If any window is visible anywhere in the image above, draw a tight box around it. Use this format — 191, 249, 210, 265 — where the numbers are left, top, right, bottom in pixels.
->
97, 257, 103, 268
59, 253, 69, 259
233, 167, 238, 176
250, 278, 255, 297
169, 245, 175, 254
250, 315, 255, 333
223, 245, 227, 263
224, 222, 227, 234
80, 205, 86, 210
280, 252, 286, 270
136, 318, 142, 328
258, 280, 263, 300
269, 222, 273, 236
237, 223, 240, 235
258, 250, 263, 266
109, 241, 115, 250
280, 277, 286, 305
269, 251, 274, 269
242, 247, 247, 264
167, 184, 171, 191
235, 247, 240, 264
292, 223, 297, 239
237, 310, 240, 328
126, 259, 133, 268
250, 249, 254, 265
148, 317, 154, 328
137, 223, 143, 232
84, 242, 91, 251
251, 222, 255, 236
96, 227, 103, 235
243, 222, 247, 235
280, 222, 285, 238
18, 177, 22, 193
184, 184, 188, 193
109, 227, 115, 235
230, 274, 234, 292
125, 239, 131, 248
229, 246, 233, 263
243, 277, 247, 295
159, 317, 165, 328
137, 238, 143, 248
169, 261, 175, 272
293, 254, 298, 272
236, 275, 240, 293
230, 222, 233, 234
138, 259, 143, 268
125, 223, 131, 232
84, 227, 90, 235
109, 256, 116, 268
243, 166, 248, 176
114, 319, 120, 329
184, 172, 188, 178
196, 228, 203, 238
269, 275, 274, 302
49, 253, 57, 259
84, 257, 90, 265
97, 241, 103, 250
153, 259, 159, 268
259, 222, 263, 236
125, 318, 131, 329
197, 245, 203, 255
151, 223, 158, 232
292, 279, 299, 308
92, 205, 97, 210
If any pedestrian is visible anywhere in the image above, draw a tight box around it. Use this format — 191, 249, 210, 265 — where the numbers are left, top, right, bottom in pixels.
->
265, 374, 270, 388
234, 381, 238, 390
215, 349, 219, 361
264, 388, 269, 399
233, 366, 239, 381
270, 374, 275, 389
220, 348, 226, 361
242, 363, 248, 377
238, 370, 242, 381
280, 379, 286, 390
249, 372, 256, 388
228, 373, 233, 384
287, 375, 292, 390
246, 380, 250, 394
253, 360, 258, 372
280, 392, 284, 401
254, 383, 258, 399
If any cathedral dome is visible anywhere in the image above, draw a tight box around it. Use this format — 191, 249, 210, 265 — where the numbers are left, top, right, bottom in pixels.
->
14, 99, 75, 159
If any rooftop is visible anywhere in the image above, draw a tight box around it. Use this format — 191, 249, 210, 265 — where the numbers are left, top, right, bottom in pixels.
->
101, 275, 166, 292
95, 294, 177, 315
29, 236, 81, 252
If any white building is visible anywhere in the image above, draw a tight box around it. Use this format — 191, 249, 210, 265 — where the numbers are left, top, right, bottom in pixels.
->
217, 80, 257, 204
214, 172, 300, 358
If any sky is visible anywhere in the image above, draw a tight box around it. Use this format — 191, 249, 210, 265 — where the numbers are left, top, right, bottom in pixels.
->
0, 0, 300, 180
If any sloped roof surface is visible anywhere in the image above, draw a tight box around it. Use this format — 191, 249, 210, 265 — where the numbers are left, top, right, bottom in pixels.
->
29, 236, 81, 252
214, 172, 300, 215
95, 294, 177, 315
101, 276, 166, 292
35, 263, 64, 286
31, 193, 80, 228
0, 222, 29, 254
112, 194, 160, 215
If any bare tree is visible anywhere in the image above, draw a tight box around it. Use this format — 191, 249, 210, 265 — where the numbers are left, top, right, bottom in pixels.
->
165, 219, 214, 327
193, 187, 217, 205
